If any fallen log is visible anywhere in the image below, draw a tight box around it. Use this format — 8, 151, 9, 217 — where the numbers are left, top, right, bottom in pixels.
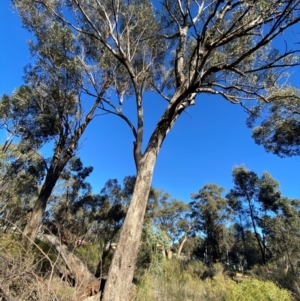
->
41, 233, 96, 287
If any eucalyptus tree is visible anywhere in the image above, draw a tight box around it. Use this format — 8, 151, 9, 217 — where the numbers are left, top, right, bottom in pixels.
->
10, 0, 300, 300
149, 190, 190, 257
151, 191, 190, 242
45, 157, 93, 235
190, 184, 232, 262
0, 21, 110, 242
226, 166, 281, 264
69, 176, 136, 244
230, 227, 262, 267
248, 88, 300, 157
0, 143, 43, 231
263, 197, 300, 275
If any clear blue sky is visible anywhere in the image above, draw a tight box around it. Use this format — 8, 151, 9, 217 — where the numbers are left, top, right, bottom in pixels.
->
1, 2, 299, 202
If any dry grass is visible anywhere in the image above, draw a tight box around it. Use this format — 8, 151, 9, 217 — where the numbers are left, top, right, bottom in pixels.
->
0, 232, 80, 301
135, 259, 294, 301
0, 232, 296, 301
135, 260, 229, 301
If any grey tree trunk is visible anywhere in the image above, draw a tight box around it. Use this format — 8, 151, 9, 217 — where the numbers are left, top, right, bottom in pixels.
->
177, 234, 188, 259
22, 88, 107, 244
101, 149, 157, 301
43, 233, 96, 286
22, 170, 60, 243
246, 195, 266, 264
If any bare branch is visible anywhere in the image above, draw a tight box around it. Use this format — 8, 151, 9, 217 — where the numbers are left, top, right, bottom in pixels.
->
191, 0, 204, 25
150, 83, 172, 103
176, 0, 185, 19
99, 105, 137, 140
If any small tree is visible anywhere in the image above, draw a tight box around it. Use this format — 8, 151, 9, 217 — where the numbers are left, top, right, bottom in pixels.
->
10, 0, 300, 300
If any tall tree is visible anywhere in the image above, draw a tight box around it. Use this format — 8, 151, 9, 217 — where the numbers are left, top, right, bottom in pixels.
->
230, 227, 262, 267
263, 197, 300, 275
0, 21, 110, 242
151, 191, 190, 243
10, 1, 300, 300
0, 143, 44, 231
44, 157, 94, 238
190, 184, 232, 262
227, 166, 281, 264
149, 190, 190, 257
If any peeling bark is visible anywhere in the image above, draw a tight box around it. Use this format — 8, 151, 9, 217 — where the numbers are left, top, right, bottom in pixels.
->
102, 150, 157, 301
23, 168, 61, 243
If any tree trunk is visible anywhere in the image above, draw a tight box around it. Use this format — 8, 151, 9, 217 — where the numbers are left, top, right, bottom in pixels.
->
237, 215, 249, 269
166, 248, 172, 260
177, 234, 188, 259
22, 88, 106, 245
246, 197, 266, 264
42, 233, 96, 286
22, 170, 59, 243
101, 149, 157, 301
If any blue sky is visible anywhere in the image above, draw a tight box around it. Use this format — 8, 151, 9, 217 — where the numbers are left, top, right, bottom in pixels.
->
1, 2, 299, 203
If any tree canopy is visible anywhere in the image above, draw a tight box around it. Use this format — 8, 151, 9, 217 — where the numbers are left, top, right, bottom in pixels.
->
248, 87, 300, 157
2, 1, 300, 300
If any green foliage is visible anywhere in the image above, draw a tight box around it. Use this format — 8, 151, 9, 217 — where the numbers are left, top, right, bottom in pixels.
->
1, 0, 113, 242
5, 2, 300, 298
3, 2, 300, 293
136, 260, 231, 301
75, 242, 102, 273
136, 223, 170, 273
190, 184, 232, 262
251, 264, 300, 299
225, 278, 294, 301
0, 143, 44, 230
138, 261, 293, 301
226, 166, 282, 265
149, 189, 190, 244
248, 87, 300, 157
262, 197, 300, 281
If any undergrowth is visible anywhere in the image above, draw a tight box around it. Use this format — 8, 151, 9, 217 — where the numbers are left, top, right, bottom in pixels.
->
135, 258, 294, 301
0, 233, 296, 301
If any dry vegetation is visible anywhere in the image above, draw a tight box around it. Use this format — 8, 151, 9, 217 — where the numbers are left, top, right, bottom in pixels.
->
0, 230, 296, 301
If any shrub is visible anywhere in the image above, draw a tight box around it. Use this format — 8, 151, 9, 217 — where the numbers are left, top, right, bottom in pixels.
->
225, 278, 294, 301
136, 260, 231, 301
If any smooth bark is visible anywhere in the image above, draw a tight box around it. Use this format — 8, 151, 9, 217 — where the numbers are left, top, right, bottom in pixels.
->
177, 234, 188, 259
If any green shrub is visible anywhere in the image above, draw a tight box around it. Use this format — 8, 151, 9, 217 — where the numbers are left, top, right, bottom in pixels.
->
225, 278, 294, 301
136, 260, 231, 301
75, 242, 102, 273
